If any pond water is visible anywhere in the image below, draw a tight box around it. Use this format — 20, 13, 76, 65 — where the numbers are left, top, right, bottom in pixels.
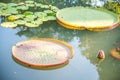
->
0, 0, 120, 80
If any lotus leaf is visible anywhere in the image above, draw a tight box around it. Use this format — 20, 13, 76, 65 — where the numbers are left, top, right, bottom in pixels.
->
6, 8, 18, 14
1, 22, 17, 28
23, 11, 33, 16
7, 15, 19, 21
24, 15, 37, 22
0, 3, 7, 7
14, 14, 24, 19
56, 7, 119, 31
26, 4, 35, 7
34, 12, 47, 18
7, 3, 18, 7
40, 5, 49, 9
34, 3, 42, 7
47, 16, 56, 20
17, 6, 29, 10
25, 1, 34, 4
14, 20, 26, 25
44, 10, 53, 14
17, 2, 25, 6
25, 22, 39, 27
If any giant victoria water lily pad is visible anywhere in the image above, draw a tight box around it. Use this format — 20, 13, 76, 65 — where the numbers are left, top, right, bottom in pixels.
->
12, 38, 74, 68
56, 7, 119, 31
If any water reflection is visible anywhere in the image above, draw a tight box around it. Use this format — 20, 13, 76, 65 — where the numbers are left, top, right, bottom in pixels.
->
1, 0, 120, 80
16, 20, 120, 80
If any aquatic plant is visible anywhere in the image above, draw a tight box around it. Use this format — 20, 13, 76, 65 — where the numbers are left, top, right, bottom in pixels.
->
0, 1, 59, 28
104, 1, 120, 14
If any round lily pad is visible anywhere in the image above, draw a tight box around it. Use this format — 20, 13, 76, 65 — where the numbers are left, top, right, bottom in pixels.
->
1, 22, 17, 28
25, 1, 34, 4
17, 5, 29, 10
12, 38, 74, 68
14, 20, 26, 25
25, 22, 39, 27
110, 48, 120, 59
56, 7, 119, 31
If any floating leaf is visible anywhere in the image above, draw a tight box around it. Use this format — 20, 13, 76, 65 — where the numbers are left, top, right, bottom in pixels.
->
7, 3, 18, 7
23, 11, 33, 16
1, 22, 17, 28
14, 20, 26, 25
25, 1, 34, 4
47, 16, 56, 20
17, 5, 29, 10
25, 22, 39, 27
0, 3, 7, 7
7, 15, 19, 21
14, 14, 24, 19
34, 12, 47, 18
26, 4, 35, 7
40, 5, 49, 8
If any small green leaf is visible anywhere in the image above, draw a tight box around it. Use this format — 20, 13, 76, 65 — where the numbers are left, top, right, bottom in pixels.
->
1, 22, 17, 28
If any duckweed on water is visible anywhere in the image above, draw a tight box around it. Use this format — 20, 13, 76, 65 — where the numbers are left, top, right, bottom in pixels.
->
0, 1, 59, 28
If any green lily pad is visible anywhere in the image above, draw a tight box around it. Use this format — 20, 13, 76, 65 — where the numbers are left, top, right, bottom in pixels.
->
40, 5, 49, 8
25, 1, 34, 4
14, 20, 26, 25
0, 3, 7, 7
7, 3, 18, 7
47, 16, 56, 20
1, 22, 17, 28
34, 12, 47, 18
25, 15, 37, 21
17, 5, 29, 10
14, 14, 25, 19
23, 11, 33, 16
26, 4, 35, 7
7, 15, 20, 21
56, 7, 119, 31
25, 22, 39, 27
44, 10, 53, 14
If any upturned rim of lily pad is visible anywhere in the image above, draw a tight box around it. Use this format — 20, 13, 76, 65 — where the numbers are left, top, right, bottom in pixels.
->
12, 38, 74, 67
110, 48, 120, 59
1, 22, 17, 28
56, 7, 120, 31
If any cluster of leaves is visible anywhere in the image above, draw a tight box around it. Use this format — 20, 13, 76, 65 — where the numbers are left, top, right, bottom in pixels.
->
104, 1, 120, 14
0, 1, 59, 28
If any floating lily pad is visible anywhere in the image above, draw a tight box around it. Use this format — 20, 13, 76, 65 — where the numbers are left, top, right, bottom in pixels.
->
26, 4, 35, 7
8, 15, 18, 21
34, 12, 47, 18
56, 7, 119, 31
0, 3, 7, 7
25, 1, 34, 4
1, 22, 17, 28
47, 16, 56, 20
25, 22, 39, 27
17, 5, 29, 10
7, 3, 18, 7
14, 20, 26, 25
110, 48, 120, 59
24, 15, 37, 21
23, 11, 33, 16
12, 38, 74, 68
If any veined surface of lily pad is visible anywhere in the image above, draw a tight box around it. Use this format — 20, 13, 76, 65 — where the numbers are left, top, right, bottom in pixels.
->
25, 22, 39, 27
14, 20, 26, 25
12, 38, 74, 68
1, 22, 17, 28
56, 7, 119, 31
